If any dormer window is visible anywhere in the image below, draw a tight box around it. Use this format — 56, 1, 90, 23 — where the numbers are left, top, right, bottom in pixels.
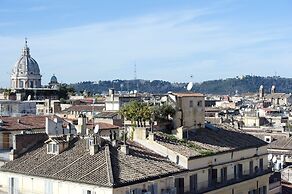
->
46, 137, 69, 155
47, 142, 58, 154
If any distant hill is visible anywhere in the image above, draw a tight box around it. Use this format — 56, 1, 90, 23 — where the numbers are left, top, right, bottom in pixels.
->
71, 75, 292, 95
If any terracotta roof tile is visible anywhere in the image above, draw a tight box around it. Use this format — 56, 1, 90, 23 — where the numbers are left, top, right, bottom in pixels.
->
1, 138, 184, 187
0, 115, 47, 131
64, 105, 105, 113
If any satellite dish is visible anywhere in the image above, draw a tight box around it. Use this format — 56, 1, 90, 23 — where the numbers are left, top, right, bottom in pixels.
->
27, 95, 31, 101
94, 124, 99, 134
133, 90, 137, 94
186, 82, 193, 91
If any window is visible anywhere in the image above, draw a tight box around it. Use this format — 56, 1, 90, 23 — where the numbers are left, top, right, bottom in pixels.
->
9, 177, 18, 194
197, 100, 203, 107
48, 144, 52, 152
130, 189, 143, 194
147, 183, 158, 194
248, 190, 256, 194
189, 100, 194, 107
176, 155, 179, 164
234, 165, 237, 179
19, 81, 23, 88
259, 158, 264, 172
220, 167, 227, 183
48, 143, 58, 154
83, 190, 95, 194
249, 161, 254, 174
175, 178, 184, 194
53, 144, 57, 153
30, 81, 34, 88
208, 168, 218, 186
237, 164, 243, 178
190, 174, 197, 192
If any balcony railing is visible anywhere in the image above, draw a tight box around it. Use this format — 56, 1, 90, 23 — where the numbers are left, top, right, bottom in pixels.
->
187, 168, 272, 194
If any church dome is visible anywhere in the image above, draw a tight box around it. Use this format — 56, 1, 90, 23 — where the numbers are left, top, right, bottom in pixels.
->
12, 41, 40, 76
50, 75, 58, 84
10, 39, 42, 89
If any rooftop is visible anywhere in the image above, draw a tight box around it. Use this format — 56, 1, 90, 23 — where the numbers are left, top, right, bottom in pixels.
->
86, 120, 119, 130
95, 111, 118, 118
154, 124, 267, 159
0, 115, 47, 131
1, 138, 184, 187
171, 92, 204, 97
64, 105, 105, 113
251, 132, 292, 151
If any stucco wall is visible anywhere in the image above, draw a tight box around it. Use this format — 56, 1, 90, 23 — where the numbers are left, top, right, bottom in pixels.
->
0, 172, 113, 194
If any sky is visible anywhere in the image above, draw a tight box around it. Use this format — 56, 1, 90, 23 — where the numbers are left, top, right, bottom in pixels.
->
0, 0, 292, 87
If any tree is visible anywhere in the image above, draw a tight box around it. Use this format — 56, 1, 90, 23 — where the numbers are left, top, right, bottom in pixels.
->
153, 104, 175, 122
119, 101, 152, 127
58, 84, 75, 100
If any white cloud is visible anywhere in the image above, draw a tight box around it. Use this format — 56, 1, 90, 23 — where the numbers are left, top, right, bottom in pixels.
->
0, 7, 291, 87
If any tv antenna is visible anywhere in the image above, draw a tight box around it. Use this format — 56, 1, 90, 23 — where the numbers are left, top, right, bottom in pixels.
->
134, 62, 137, 80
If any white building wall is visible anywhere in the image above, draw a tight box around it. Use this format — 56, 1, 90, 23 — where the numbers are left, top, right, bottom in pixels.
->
0, 172, 113, 194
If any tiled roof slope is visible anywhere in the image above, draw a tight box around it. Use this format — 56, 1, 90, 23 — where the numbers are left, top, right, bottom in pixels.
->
64, 105, 105, 113
252, 133, 292, 150
1, 138, 184, 187
155, 124, 267, 159
0, 115, 47, 131
86, 121, 119, 130
95, 112, 118, 118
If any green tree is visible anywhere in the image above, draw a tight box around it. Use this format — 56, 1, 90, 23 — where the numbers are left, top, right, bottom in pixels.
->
119, 101, 152, 127
153, 104, 175, 122
58, 84, 75, 100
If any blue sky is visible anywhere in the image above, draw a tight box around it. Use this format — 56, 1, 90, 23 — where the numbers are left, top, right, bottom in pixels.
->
0, 0, 292, 87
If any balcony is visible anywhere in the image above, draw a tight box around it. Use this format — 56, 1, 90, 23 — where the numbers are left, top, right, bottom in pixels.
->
186, 168, 272, 194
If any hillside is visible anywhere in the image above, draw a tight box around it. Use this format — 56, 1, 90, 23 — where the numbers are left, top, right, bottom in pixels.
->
71, 75, 292, 95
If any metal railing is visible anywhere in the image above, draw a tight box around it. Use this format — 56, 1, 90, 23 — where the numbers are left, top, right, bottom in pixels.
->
194, 168, 272, 194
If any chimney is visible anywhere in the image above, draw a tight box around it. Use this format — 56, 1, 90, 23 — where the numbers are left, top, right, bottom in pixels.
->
109, 88, 115, 101
109, 88, 114, 95
77, 114, 86, 135
16, 93, 22, 101
121, 144, 129, 155
89, 135, 100, 155
271, 85, 276, 94
259, 85, 264, 98
110, 130, 118, 147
